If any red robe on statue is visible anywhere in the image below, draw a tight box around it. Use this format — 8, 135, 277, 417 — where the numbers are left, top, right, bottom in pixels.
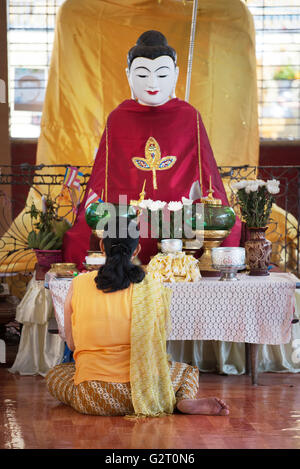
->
63, 98, 241, 268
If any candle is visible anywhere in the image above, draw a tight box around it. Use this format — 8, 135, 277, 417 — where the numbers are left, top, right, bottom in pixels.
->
138, 179, 146, 203
42, 195, 47, 213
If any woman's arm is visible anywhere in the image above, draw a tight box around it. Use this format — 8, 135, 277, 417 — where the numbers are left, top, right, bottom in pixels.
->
64, 282, 75, 351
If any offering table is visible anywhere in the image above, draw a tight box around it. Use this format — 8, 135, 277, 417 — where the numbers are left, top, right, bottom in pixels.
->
48, 272, 298, 385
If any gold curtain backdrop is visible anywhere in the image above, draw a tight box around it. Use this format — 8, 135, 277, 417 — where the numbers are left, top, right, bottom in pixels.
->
39, 0, 259, 169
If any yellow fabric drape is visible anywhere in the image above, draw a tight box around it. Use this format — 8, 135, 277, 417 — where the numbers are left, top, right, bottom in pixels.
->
38, 0, 259, 169
266, 204, 300, 272
130, 275, 176, 417
1, 0, 259, 273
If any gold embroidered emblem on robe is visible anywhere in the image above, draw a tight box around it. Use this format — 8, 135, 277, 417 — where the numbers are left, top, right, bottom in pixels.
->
132, 137, 177, 190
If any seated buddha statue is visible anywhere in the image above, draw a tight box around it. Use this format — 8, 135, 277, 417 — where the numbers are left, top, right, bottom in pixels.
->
63, 30, 241, 268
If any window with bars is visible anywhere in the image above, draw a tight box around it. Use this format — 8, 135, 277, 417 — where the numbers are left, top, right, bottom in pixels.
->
7, 0, 300, 141
7, 0, 64, 138
246, 0, 300, 140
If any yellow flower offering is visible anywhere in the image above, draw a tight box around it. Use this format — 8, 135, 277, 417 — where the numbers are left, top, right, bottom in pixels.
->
147, 252, 201, 283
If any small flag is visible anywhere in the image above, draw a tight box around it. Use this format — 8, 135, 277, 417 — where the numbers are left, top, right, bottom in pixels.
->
85, 188, 103, 209
63, 167, 79, 188
72, 171, 83, 190
63, 167, 84, 190
59, 167, 84, 214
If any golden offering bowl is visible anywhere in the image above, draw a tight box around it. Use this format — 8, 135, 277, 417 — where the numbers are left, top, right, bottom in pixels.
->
50, 263, 77, 269
92, 229, 104, 239
181, 237, 202, 256
195, 229, 230, 276
49, 263, 78, 277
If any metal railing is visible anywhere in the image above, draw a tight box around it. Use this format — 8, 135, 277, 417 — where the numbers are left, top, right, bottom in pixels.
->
0, 163, 299, 280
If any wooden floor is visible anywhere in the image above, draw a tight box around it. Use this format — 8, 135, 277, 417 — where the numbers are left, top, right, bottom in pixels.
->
1, 367, 300, 450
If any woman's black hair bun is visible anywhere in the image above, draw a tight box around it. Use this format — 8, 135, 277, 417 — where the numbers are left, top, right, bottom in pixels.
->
94, 217, 145, 293
110, 243, 131, 257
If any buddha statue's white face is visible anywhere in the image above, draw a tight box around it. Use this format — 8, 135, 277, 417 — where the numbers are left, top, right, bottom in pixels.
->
126, 56, 179, 106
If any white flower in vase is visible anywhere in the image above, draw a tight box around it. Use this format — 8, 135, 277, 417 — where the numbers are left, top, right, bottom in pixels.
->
181, 196, 193, 206
149, 200, 166, 211
245, 181, 259, 193
168, 201, 183, 211
266, 179, 280, 194
138, 199, 153, 209
232, 177, 280, 228
231, 180, 248, 191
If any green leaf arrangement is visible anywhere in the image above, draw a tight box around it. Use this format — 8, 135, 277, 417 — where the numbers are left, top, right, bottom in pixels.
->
26, 196, 71, 250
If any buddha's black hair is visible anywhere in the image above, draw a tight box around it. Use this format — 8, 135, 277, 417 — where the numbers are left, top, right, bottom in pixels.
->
127, 30, 177, 68
94, 217, 145, 293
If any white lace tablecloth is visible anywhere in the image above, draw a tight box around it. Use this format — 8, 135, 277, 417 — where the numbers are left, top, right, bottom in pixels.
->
49, 272, 296, 345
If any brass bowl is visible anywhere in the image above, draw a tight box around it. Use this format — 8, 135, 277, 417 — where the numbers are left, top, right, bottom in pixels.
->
50, 263, 77, 270
195, 229, 230, 276
83, 262, 102, 271
92, 229, 104, 239
49, 263, 78, 276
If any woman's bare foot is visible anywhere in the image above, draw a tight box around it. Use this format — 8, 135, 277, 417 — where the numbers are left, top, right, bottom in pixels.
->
176, 398, 230, 416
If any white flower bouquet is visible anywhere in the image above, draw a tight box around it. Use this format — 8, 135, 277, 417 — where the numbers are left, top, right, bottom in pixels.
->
138, 197, 194, 239
231, 179, 280, 227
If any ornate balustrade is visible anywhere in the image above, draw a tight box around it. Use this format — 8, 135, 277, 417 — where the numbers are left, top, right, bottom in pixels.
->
0, 163, 299, 279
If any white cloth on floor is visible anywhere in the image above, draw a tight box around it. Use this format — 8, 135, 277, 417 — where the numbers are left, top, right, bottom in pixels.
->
9, 273, 64, 377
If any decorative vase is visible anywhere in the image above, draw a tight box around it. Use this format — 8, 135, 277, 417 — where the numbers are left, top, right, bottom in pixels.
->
85, 203, 138, 239
34, 249, 63, 269
245, 227, 272, 276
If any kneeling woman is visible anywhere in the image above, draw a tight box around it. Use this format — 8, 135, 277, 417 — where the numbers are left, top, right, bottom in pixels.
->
46, 218, 229, 417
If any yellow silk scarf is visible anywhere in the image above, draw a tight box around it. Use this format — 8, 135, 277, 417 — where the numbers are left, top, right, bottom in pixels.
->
129, 275, 176, 418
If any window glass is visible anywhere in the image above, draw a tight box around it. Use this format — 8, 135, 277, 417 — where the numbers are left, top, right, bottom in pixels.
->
7, 0, 64, 138
246, 0, 300, 140
7, 1, 300, 141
